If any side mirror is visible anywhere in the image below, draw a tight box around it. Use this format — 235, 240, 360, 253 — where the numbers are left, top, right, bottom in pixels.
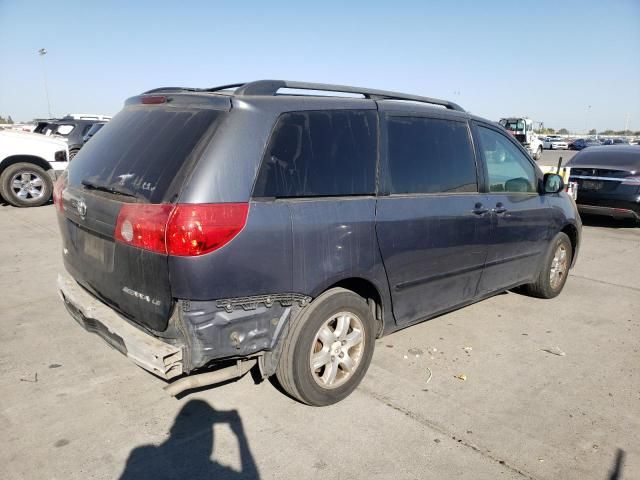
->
543, 173, 564, 194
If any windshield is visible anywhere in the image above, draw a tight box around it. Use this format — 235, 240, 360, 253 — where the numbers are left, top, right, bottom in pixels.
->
67, 107, 224, 203
500, 119, 525, 132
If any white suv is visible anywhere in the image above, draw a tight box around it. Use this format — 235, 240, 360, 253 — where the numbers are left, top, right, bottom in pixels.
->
0, 129, 69, 207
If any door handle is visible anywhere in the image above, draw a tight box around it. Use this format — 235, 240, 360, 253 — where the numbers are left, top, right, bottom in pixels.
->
472, 203, 489, 215
493, 203, 508, 214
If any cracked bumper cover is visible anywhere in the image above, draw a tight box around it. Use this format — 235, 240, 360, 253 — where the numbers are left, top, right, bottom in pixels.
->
57, 273, 183, 380
58, 272, 311, 377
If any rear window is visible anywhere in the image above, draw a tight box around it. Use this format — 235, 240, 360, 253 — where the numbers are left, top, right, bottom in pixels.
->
68, 107, 222, 203
252, 110, 378, 198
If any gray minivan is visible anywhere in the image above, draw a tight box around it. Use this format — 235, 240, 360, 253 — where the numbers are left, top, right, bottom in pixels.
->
55, 80, 581, 405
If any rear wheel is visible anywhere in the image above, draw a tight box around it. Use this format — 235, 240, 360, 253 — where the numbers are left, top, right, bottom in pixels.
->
521, 232, 572, 298
534, 146, 543, 160
0, 163, 53, 207
69, 148, 80, 160
275, 288, 375, 406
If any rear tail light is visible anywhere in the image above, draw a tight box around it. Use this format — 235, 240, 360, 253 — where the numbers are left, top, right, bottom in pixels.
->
166, 203, 249, 256
115, 204, 173, 253
53, 176, 66, 212
621, 176, 640, 185
114, 203, 249, 256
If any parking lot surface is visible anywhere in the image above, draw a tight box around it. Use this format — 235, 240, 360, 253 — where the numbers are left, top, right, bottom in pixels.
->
0, 204, 637, 479
538, 149, 576, 167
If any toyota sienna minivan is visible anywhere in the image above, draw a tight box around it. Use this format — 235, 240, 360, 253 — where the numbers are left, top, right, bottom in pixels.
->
55, 80, 581, 406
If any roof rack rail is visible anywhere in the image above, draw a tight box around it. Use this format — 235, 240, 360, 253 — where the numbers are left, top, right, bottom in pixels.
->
232, 80, 465, 112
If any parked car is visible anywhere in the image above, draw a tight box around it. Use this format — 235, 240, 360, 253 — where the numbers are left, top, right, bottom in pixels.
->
569, 138, 601, 150
55, 80, 581, 406
602, 138, 631, 146
567, 145, 640, 221
0, 129, 69, 207
35, 117, 107, 159
543, 136, 568, 150
82, 122, 106, 143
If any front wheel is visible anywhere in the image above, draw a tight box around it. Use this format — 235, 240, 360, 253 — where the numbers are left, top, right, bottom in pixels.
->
275, 288, 375, 406
521, 232, 572, 299
0, 162, 53, 207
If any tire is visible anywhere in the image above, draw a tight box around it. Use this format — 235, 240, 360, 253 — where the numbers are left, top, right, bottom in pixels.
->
275, 288, 375, 406
0, 162, 53, 207
521, 232, 572, 299
69, 148, 80, 160
534, 146, 543, 160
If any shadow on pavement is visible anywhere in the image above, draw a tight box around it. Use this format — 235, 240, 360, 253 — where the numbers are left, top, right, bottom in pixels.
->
119, 399, 260, 480
607, 449, 625, 480
580, 214, 638, 229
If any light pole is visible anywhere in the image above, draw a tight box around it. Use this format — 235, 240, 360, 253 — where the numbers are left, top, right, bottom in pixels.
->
38, 48, 52, 118
586, 105, 591, 136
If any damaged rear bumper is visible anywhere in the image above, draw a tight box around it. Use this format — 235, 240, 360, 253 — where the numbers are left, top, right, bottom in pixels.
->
57, 273, 183, 380
58, 272, 312, 381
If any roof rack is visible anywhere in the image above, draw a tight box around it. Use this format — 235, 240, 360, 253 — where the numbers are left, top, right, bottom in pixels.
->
143, 81, 465, 112
232, 80, 465, 112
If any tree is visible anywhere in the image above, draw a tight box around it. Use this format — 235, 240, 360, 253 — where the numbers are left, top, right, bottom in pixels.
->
588, 129, 596, 135
558, 128, 569, 135
6, 116, 13, 124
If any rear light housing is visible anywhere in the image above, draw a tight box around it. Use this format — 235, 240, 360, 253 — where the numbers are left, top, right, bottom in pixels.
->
53, 175, 67, 212
114, 203, 249, 256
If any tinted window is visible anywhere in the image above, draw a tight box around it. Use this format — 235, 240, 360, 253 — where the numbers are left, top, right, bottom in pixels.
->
253, 110, 377, 197
386, 116, 477, 194
68, 107, 222, 203
477, 126, 536, 193
85, 123, 105, 137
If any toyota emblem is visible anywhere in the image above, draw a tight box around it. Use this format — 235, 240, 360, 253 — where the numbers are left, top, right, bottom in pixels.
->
76, 199, 87, 218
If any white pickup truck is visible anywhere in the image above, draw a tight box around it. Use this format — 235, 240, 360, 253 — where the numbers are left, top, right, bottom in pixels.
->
498, 117, 544, 160
0, 129, 69, 207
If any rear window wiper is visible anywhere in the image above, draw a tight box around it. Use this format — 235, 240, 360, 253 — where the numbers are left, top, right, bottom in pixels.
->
81, 179, 138, 198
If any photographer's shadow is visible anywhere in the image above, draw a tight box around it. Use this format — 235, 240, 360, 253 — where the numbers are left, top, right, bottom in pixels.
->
120, 399, 260, 480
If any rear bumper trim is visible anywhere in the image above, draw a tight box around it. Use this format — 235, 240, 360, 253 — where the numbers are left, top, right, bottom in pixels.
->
57, 273, 183, 380
577, 204, 639, 220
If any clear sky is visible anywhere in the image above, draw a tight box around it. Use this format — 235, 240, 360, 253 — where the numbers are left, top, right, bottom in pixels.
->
0, 0, 638, 132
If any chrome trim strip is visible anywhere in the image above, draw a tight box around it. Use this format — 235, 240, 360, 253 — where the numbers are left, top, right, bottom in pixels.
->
569, 175, 625, 182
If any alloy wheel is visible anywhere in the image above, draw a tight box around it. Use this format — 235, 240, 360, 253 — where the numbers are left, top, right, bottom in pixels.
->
309, 311, 365, 389
10, 171, 46, 201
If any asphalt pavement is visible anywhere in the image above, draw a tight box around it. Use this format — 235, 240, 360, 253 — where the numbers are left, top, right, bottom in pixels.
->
538, 148, 576, 167
0, 203, 637, 480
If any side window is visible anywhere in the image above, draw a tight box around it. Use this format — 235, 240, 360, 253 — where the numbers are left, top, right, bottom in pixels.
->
386, 116, 477, 194
56, 124, 75, 135
253, 110, 377, 198
81, 124, 94, 136
477, 127, 536, 193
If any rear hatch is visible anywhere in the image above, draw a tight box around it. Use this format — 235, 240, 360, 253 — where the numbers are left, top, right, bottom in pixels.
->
57, 94, 228, 331
570, 167, 640, 198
